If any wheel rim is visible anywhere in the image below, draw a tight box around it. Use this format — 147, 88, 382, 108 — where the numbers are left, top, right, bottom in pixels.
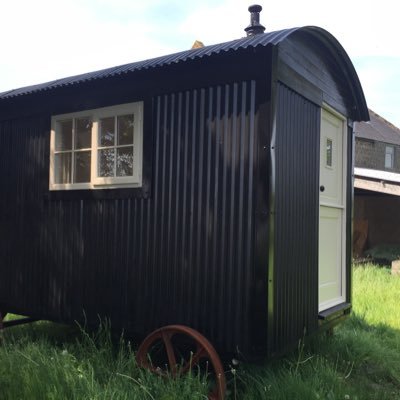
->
136, 325, 226, 400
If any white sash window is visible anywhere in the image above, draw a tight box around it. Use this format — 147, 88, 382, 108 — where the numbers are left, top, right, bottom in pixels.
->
50, 102, 143, 190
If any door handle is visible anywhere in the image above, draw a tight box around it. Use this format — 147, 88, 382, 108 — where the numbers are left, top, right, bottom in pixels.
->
320, 185, 325, 192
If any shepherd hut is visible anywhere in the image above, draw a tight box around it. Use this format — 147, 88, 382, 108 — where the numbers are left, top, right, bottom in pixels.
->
0, 5, 369, 361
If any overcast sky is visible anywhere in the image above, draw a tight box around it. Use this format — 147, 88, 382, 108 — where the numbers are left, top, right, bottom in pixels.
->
1, 0, 399, 126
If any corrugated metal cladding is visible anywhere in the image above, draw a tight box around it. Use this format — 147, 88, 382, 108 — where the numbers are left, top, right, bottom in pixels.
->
271, 82, 319, 354
0, 116, 49, 316
144, 81, 257, 353
0, 80, 258, 354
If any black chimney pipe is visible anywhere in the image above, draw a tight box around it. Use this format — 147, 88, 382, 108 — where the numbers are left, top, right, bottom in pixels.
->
244, 4, 266, 36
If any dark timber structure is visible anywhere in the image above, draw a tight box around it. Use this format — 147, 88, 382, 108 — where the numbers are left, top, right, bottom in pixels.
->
0, 7, 368, 359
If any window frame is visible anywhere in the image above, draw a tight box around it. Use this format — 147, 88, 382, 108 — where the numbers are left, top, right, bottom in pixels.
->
50, 102, 143, 191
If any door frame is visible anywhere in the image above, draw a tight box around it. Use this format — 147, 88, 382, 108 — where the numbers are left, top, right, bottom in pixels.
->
318, 104, 347, 312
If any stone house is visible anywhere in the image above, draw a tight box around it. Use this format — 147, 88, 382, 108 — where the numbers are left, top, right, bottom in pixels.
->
355, 109, 400, 172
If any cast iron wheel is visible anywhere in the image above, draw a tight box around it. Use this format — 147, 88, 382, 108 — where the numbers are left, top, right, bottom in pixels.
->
136, 325, 226, 400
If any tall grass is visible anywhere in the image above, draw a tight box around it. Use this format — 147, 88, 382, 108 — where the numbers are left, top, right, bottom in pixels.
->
0, 321, 208, 399
1, 264, 399, 399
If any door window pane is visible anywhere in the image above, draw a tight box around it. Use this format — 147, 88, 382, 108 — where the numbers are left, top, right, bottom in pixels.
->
100, 117, 115, 146
117, 114, 134, 145
55, 120, 72, 151
117, 147, 133, 176
99, 149, 115, 177
74, 151, 91, 183
326, 138, 333, 167
75, 117, 92, 149
54, 153, 72, 184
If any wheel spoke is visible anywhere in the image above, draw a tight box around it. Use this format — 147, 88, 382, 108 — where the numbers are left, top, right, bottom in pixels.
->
162, 331, 178, 376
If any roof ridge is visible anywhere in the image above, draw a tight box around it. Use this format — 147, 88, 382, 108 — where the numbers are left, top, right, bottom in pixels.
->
369, 108, 400, 133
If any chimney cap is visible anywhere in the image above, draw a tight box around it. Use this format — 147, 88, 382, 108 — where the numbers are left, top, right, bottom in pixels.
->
248, 4, 262, 13
244, 4, 266, 36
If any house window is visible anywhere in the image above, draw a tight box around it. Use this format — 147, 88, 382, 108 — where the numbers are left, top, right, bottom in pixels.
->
385, 145, 394, 169
50, 102, 143, 190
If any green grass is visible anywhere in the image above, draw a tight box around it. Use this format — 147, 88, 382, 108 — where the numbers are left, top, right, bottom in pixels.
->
1, 264, 400, 399
234, 264, 400, 400
0, 320, 209, 400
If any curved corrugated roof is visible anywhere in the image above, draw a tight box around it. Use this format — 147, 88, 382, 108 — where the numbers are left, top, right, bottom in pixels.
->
0, 27, 301, 100
0, 26, 369, 121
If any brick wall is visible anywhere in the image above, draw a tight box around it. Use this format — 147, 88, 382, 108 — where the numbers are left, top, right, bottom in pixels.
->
355, 138, 400, 173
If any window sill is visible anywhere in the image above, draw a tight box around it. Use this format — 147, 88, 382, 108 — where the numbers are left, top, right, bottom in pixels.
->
44, 184, 150, 201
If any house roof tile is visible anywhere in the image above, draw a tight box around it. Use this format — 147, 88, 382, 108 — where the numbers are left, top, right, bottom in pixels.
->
355, 110, 400, 146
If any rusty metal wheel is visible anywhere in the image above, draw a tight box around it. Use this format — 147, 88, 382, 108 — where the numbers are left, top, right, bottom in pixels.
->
136, 325, 226, 400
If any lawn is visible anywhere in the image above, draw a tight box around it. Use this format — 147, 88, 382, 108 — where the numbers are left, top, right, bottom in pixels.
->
235, 265, 400, 399
0, 264, 399, 399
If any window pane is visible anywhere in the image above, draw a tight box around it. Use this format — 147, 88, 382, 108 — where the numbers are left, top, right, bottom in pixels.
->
100, 117, 115, 147
74, 151, 91, 183
75, 117, 92, 149
54, 153, 72, 184
55, 120, 72, 151
385, 154, 393, 168
385, 146, 394, 168
117, 147, 133, 176
99, 149, 115, 177
326, 138, 333, 167
117, 114, 134, 145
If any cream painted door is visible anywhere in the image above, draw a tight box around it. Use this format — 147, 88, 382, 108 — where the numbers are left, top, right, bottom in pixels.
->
319, 107, 346, 312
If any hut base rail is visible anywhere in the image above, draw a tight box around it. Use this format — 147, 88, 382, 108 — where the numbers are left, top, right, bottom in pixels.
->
0, 311, 39, 331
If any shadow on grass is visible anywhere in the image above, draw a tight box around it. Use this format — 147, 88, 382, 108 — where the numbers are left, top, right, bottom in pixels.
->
232, 313, 400, 400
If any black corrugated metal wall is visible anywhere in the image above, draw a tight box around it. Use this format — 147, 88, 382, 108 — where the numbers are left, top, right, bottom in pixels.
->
145, 82, 258, 353
0, 80, 260, 354
271, 82, 320, 354
0, 116, 49, 317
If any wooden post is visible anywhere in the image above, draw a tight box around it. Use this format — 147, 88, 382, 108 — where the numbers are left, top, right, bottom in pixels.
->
326, 327, 334, 337
391, 260, 400, 276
